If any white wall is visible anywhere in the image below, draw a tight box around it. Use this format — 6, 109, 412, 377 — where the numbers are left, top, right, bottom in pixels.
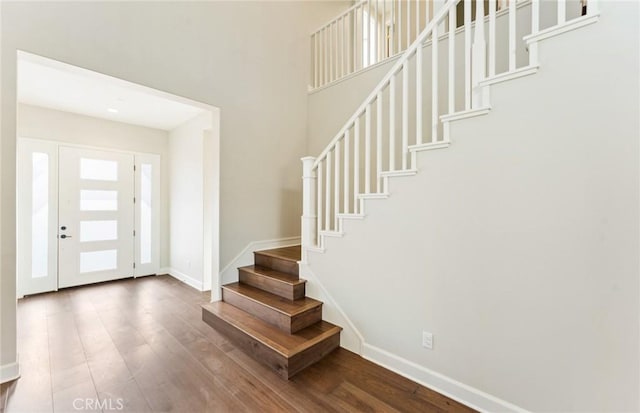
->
16, 103, 171, 267
0, 1, 350, 373
305, 2, 639, 411
168, 113, 210, 290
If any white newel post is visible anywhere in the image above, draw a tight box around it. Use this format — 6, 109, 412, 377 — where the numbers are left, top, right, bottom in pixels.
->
471, 0, 489, 108
301, 156, 317, 263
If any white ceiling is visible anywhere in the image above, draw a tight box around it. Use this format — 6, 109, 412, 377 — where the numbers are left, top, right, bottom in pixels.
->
17, 54, 207, 131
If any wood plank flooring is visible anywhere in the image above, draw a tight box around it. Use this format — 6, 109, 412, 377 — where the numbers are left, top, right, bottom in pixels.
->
0, 275, 475, 413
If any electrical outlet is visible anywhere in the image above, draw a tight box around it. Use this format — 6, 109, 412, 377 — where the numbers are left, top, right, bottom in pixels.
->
422, 331, 433, 350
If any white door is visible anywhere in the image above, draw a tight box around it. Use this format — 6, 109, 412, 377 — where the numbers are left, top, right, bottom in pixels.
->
58, 147, 135, 288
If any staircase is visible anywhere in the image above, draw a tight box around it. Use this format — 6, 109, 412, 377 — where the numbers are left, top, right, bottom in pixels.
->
300, 0, 601, 259
202, 245, 342, 379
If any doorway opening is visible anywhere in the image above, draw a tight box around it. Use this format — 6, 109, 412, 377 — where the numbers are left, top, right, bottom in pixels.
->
16, 51, 221, 298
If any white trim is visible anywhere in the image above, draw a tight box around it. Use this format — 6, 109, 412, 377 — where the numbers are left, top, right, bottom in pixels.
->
218, 236, 301, 286
167, 267, 204, 291
159, 267, 171, 275
408, 142, 451, 152
362, 344, 529, 413
336, 213, 366, 220
523, 14, 600, 45
380, 169, 418, 178
478, 66, 539, 87
319, 230, 344, 238
358, 193, 389, 200
440, 107, 491, 123
0, 357, 20, 384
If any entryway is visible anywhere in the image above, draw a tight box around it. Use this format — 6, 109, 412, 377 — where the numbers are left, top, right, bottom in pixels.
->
17, 141, 161, 295
15, 51, 222, 298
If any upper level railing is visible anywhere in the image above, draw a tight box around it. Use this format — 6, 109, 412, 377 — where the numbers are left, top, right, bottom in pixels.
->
309, 0, 593, 90
302, 0, 600, 258
310, 0, 437, 89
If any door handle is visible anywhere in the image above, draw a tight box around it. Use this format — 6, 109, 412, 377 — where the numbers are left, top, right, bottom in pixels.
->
60, 234, 72, 239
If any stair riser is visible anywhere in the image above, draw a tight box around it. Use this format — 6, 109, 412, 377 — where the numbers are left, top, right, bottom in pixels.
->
202, 307, 290, 379
288, 332, 340, 379
239, 269, 305, 300
202, 306, 341, 380
254, 253, 299, 278
222, 288, 321, 334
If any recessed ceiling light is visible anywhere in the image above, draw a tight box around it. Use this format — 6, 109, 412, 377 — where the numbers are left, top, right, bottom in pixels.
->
107, 108, 119, 114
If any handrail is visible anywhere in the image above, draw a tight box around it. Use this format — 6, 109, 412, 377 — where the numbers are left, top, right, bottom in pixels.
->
312, 0, 461, 169
310, 0, 368, 35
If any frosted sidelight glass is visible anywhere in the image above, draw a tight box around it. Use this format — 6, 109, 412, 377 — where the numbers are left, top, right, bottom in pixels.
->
80, 220, 118, 242
140, 164, 152, 264
80, 190, 118, 211
81, 158, 118, 181
80, 249, 118, 273
32, 153, 49, 278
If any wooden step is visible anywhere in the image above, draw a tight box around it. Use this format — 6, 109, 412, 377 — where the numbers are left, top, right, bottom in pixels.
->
254, 245, 301, 278
238, 265, 306, 300
222, 283, 321, 333
202, 301, 341, 379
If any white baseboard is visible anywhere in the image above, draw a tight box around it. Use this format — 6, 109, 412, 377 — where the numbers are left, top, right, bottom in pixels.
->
219, 236, 301, 285
362, 343, 528, 413
166, 267, 204, 291
0, 357, 20, 384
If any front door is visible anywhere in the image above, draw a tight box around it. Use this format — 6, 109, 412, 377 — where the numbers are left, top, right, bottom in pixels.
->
58, 147, 135, 288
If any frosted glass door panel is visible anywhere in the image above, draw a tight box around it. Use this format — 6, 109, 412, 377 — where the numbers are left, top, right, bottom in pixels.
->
80, 158, 118, 181
17, 139, 59, 297
80, 250, 118, 273
140, 164, 152, 264
80, 190, 118, 211
32, 153, 49, 278
134, 155, 160, 277
80, 220, 118, 242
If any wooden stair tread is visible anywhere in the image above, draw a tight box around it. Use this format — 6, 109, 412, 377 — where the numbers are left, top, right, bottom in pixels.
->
202, 301, 341, 358
255, 245, 301, 262
239, 265, 306, 285
223, 282, 321, 316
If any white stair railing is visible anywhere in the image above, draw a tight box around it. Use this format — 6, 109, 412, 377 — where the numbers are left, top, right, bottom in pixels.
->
311, 0, 440, 90
302, 0, 600, 259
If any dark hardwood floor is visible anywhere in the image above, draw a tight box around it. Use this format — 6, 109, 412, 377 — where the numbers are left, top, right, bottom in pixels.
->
0, 275, 475, 413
